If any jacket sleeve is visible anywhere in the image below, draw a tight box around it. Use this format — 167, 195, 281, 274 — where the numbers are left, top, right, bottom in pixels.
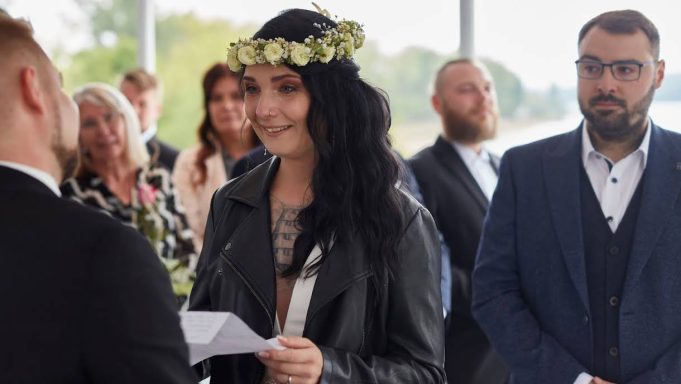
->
188, 190, 223, 313
318, 206, 446, 383
82, 223, 197, 384
472, 151, 588, 383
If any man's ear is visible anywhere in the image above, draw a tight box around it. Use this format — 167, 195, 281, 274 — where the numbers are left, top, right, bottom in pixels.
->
155, 101, 163, 120
19, 66, 46, 114
654, 59, 665, 89
431, 94, 442, 115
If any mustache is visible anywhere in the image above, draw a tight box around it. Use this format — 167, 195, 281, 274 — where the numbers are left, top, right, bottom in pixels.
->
589, 94, 626, 107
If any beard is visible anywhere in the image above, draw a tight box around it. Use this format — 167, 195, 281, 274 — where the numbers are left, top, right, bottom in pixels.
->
579, 84, 655, 142
51, 104, 80, 181
442, 103, 498, 144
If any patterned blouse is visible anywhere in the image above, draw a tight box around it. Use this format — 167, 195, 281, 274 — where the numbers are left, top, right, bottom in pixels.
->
61, 165, 197, 303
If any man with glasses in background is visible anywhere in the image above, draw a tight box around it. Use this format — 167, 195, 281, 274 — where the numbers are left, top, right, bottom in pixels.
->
473, 9, 681, 384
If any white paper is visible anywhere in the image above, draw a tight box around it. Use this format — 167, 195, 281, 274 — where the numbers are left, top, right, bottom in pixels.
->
180, 311, 284, 365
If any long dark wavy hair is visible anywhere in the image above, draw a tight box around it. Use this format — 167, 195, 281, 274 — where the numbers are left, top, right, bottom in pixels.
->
251, 9, 404, 283
194, 63, 259, 185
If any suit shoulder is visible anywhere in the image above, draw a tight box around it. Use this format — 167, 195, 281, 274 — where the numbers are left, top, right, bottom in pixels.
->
397, 187, 429, 223
504, 129, 577, 160
655, 125, 681, 141
57, 197, 147, 244
158, 139, 180, 155
409, 145, 437, 165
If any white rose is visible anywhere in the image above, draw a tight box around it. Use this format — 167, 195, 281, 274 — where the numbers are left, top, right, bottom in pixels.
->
344, 41, 355, 57
319, 46, 336, 63
226, 46, 242, 71
290, 44, 311, 66
237, 46, 257, 66
355, 32, 365, 48
343, 33, 355, 46
263, 42, 284, 64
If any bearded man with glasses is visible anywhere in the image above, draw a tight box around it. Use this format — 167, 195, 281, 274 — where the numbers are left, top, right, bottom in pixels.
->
473, 9, 681, 384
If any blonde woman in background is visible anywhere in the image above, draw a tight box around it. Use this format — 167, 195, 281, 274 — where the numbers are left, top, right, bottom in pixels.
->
61, 83, 197, 306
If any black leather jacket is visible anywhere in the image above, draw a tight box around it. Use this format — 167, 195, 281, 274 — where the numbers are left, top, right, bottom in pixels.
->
189, 158, 446, 383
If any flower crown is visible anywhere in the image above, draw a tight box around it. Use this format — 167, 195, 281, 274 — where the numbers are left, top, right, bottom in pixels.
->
226, 6, 365, 72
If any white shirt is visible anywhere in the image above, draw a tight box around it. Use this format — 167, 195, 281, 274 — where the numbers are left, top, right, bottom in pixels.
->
581, 120, 649, 233
573, 119, 650, 384
141, 124, 157, 144
451, 140, 498, 201
0, 161, 61, 196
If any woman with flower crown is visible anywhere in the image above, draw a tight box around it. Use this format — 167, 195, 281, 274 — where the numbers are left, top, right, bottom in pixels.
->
61, 83, 197, 307
189, 7, 446, 384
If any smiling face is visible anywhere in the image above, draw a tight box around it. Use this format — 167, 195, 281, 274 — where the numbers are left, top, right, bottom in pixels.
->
242, 64, 314, 163
577, 26, 665, 141
78, 101, 128, 165
208, 75, 246, 143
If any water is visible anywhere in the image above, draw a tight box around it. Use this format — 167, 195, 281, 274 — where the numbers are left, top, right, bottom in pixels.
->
486, 100, 681, 156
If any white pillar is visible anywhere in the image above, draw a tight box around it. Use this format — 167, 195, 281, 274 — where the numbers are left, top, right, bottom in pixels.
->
460, 0, 475, 58
137, 0, 156, 72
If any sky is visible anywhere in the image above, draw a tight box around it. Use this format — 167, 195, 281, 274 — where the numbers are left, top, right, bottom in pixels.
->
3, 0, 681, 90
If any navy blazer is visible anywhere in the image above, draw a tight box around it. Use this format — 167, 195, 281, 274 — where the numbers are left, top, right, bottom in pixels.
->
473, 122, 681, 383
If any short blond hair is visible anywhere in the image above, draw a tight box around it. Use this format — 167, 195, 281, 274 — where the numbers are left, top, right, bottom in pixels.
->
119, 68, 163, 102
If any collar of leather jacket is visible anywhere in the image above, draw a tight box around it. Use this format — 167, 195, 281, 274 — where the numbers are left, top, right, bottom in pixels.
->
224, 156, 280, 207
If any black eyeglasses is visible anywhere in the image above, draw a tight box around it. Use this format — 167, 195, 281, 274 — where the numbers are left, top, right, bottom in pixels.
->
575, 59, 655, 81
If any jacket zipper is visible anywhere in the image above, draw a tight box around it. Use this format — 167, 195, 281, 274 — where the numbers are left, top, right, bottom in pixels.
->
220, 250, 274, 332
220, 250, 274, 384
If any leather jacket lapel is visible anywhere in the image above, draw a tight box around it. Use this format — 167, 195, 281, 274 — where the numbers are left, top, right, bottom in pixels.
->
306, 236, 373, 325
218, 158, 281, 322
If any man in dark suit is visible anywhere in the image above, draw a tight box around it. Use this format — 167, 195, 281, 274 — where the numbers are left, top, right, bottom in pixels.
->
0, 15, 196, 383
410, 59, 508, 384
120, 68, 179, 170
474, 10, 680, 384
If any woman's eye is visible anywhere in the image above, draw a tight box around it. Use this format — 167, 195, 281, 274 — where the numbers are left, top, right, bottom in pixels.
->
280, 84, 296, 94
242, 84, 258, 94
81, 120, 97, 129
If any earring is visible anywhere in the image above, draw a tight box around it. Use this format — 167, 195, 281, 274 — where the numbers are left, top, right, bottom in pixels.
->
263, 147, 268, 156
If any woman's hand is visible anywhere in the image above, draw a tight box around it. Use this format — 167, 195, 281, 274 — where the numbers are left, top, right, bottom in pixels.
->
257, 336, 323, 384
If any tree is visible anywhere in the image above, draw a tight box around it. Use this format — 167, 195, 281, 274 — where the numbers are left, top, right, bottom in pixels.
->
63, 1, 254, 149
483, 58, 524, 118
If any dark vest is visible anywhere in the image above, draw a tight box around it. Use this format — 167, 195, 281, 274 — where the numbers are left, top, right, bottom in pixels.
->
580, 167, 644, 382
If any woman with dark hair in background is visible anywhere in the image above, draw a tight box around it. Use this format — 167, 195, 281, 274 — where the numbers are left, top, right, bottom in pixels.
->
173, 63, 259, 249
189, 7, 445, 384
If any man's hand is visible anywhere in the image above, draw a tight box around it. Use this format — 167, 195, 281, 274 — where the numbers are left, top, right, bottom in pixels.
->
592, 377, 615, 384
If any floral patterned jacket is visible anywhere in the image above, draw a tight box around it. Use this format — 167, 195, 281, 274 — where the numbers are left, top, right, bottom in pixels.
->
61, 165, 197, 303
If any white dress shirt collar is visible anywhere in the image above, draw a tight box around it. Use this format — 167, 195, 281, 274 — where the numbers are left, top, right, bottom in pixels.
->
0, 161, 61, 196
449, 139, 498, 201
451, 140, 493, 168
580, 118, 651, 232
141, 124, 157, 144
581, 118, 651, 169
